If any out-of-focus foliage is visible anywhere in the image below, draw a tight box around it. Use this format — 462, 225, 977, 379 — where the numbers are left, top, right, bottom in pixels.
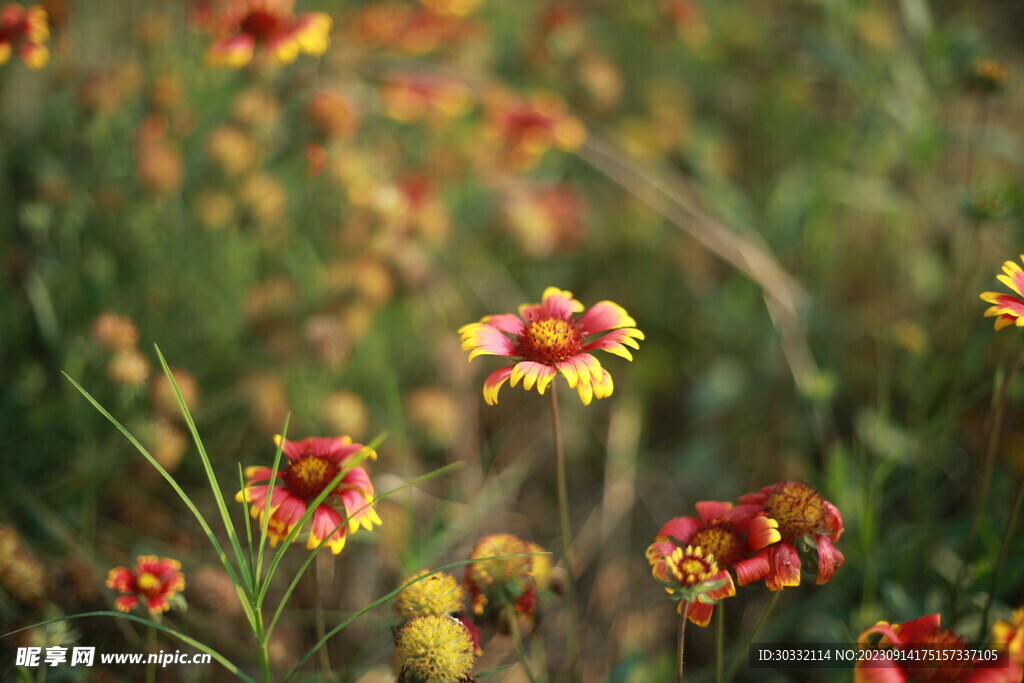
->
1, 0, 1023, 680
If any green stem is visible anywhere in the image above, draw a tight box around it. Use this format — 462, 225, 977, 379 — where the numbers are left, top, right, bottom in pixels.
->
550, 384, 580, 682
314, 557, 333, 681
725, 591, 780, 682
716, 601, 725, 683
506, 605, 538, 683
978, 469, 1024, 642
146, 623, 156, 683
677, 604, 688, 683
255, 610, 271, 683
954, 350, 1024, 623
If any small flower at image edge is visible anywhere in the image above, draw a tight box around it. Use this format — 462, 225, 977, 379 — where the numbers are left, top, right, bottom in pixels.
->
394, 614, 476, 683
0, 3, 50, 69
993, 607, 1024, 667
236, 435, 382, 554
739, 481, 844, 590
857, 614, 1023, 682
647, 500, 781, 588
459, 286, 644, 405
195, 0, 332, 68
980, 256, 1024, 330
650, 544, 735, 626
106, 556, 185, 615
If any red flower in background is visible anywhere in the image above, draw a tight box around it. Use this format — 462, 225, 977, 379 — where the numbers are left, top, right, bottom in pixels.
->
739, 481, 844, 590
194, 0, 331, 68
857, 614, 1022, 682
106, 556, 185, 615
0, 3, 49, 69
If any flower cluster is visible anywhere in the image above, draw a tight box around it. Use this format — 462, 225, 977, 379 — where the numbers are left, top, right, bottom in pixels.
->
193, 0, 332, 68
0, 3, 49, 69
236, 435, 382, 554
648, 482, 844, 625
460, 287, 643, 405
106, 556, 185, 615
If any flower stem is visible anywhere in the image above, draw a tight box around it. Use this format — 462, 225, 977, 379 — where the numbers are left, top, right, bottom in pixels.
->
549, 384, 581, 682
715, 602, 725, 683
506, 605, 539, 683
255, 608, 271, 683
724, 590, 780, 682
146, 624, 156, 683
978, 468, 1024, 642
677, 603, 689, 683
954, 349, 1024, 623
314, 557, 333, 682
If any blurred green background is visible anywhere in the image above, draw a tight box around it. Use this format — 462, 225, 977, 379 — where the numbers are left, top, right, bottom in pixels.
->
2, 0, 1023, 680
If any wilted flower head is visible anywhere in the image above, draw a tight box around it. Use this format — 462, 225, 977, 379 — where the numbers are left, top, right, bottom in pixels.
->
650, 544, 735, 626
647, 501, 781, 588
0, 3, 49, 69
980, 256, 1024, 330
394, 570, 467, 620
236, 435, 382, 554
196, 0, 332, 68
459, 287, 643, 405
0, 524, 48, 606
106, 556, 185, 615
739, 481, 844, 590
108, 349, 151, 387
463, 533, 537, 617
394, 615, 477, 683
857, 614, 1022, 682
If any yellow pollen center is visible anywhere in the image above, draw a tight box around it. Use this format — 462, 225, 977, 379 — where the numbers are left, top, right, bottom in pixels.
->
764, 482, 826, 537
669, 546, 718, 586
690, 526, 744, 568
283, 454, 340, 501
136, 572, 160, 592
517, 318, 584, 364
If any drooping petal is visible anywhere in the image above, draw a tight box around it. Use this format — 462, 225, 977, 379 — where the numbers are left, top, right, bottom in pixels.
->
765, 543, 801, 591
747, 516, 782, 550
579, 300, 637, 335
998, 257, 1024, 297
244, 466, 277, 483
823, 501, 844, 541
815, 535, 844, 585
592, 368, 614, 400
555, 359, 580, 389
657, 517, 702, 545
483, 366, 514, 405
106, 567, 135, 593
460, 322, 517, 360
308, 505, 347, 554
734, 555, 771, 586
584, 328, 644, 361
702, 571, 736, 601
685, 600, 715, 626
114, 596, 139, 612
695, 501, 733, 522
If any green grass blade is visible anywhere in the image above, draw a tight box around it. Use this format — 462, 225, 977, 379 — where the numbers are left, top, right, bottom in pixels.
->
238, 463, 255, 593
1, 612, 255, 683
62, 372, 257, 631
267, 462, 464, 637
257, 434, 386, 606
255, 415, 289, 589
153, 345, 252, 593
282, 552, 549, 682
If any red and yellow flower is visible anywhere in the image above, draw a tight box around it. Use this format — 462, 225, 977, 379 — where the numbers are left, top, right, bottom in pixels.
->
980, 256, 1024, 330
459, 287, 643, 405
993, 608, 1024, 668
650, 544, 735, 626
194, 0, 331, 68
857, 614, 1022, 682
106, 556, 185, 615
0, 3, 49, 69
647, 500, 781, 589
485, 92, 586, 169
236, 435, 382, 554
739, 481, 844, 590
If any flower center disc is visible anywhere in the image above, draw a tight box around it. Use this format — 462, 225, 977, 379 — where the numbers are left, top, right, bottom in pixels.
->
764, 482, 826, 537
671, 550, 717, 586
284, 454, 340, 501
689, 526, 745, 568
136, 572, 161, 593
517, 318, 583, 364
